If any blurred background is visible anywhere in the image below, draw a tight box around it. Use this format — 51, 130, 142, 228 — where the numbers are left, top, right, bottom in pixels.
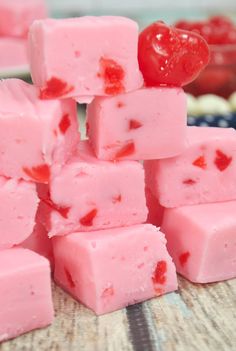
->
0, 0, 236, 124
47, 0, 236, 25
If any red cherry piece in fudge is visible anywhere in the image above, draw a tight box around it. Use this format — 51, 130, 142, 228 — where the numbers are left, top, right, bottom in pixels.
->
117, 101, 125, 108
101, 286, 114, 298
44, 199, 70, 219
40, 77, 74, 99
115, 142, 135, 159
80, 208, 98, 226
53, 204, 70, 219
23, 164, 50, 183
192, 155, 207, 169
99, 57, 125, 95
112, 194, 122, 204
152, 260, 167, 285
155, 287, 164, 296
40, 191, 70, 219
59, 113, 71, 134
183, 179, 196, 185
214, 150, 232, 171
179, 251, 190, 267
129, 119, 143, 130
138, 21, 210, 87
64, 267, 76, 288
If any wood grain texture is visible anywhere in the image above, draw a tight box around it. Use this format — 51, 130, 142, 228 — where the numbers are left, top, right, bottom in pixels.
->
0, 277, 235, 351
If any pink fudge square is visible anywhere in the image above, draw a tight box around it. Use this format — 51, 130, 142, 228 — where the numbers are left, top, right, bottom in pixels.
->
0, 248, 53, 342
0, 79, 79, 183
145, 126, 236, 208
38, 141, 147, 237
161, 201, 236, 283
0, 176, 38, 250
0, 38, 28, 70
21, 222, 54, 269
0, 0, 47, 38
53, 224, 178, 315
86, 87, 187, 160
29, 16, 143, 100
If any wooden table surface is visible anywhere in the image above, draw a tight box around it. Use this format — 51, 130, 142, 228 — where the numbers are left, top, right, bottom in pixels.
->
1, 276, 235, 351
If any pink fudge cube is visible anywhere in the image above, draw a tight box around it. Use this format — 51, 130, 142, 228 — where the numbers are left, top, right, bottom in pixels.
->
38, 141, 148, 237
0, 0, 47, 38
86, 87, 187, 160
0, 248, 53, 342
0, 38, 28, 70
0, 176, 38, 250
161, 201, 236, 283
145, 126, 236, 208
0, 79, 79, 183
53, 224, 178, 315
29, 16, 143, 100
21, 222, 54, 269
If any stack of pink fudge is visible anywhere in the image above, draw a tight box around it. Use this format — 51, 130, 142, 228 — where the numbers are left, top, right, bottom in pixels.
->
29, 16, 179, 314
0, 16, 179, 342
0, 0, 47, 70
0, 14, 235, 342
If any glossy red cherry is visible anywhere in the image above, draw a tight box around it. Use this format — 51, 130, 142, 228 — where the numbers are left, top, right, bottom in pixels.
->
207, 17, 234, 45
175, 20, 205, 36
193, 67, 233, 95
174, 20, 190, 31
209, 16, 234, 29
175, 16, 236, 45
138, 21, 210, 87
225, 28, 236, 44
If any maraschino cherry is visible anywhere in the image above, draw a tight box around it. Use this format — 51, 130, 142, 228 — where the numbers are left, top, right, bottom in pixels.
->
138, 21, 210, 87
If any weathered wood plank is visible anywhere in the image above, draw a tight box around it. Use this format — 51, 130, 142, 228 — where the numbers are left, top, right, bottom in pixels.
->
1, 277, 235, 351
145, 277, 236, 351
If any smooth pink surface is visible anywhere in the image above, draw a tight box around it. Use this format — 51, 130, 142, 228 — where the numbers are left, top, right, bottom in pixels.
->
0, 0, 47, 38
86, 87, 187, 160
0, 176, 38, 250
0, 248, 53, 342
38, 141, 148, 237
161, 201, 236, 283
145, 126, 236, 207
53, 224, 178, 315
29, 16, 143, 99
145, 187, 164, 227
0, 79, 79, 183
21, 222, 54, 268
0, 38, 28, 70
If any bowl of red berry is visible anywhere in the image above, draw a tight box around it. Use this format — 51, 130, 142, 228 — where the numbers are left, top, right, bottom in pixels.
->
175, 16, 236, 98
